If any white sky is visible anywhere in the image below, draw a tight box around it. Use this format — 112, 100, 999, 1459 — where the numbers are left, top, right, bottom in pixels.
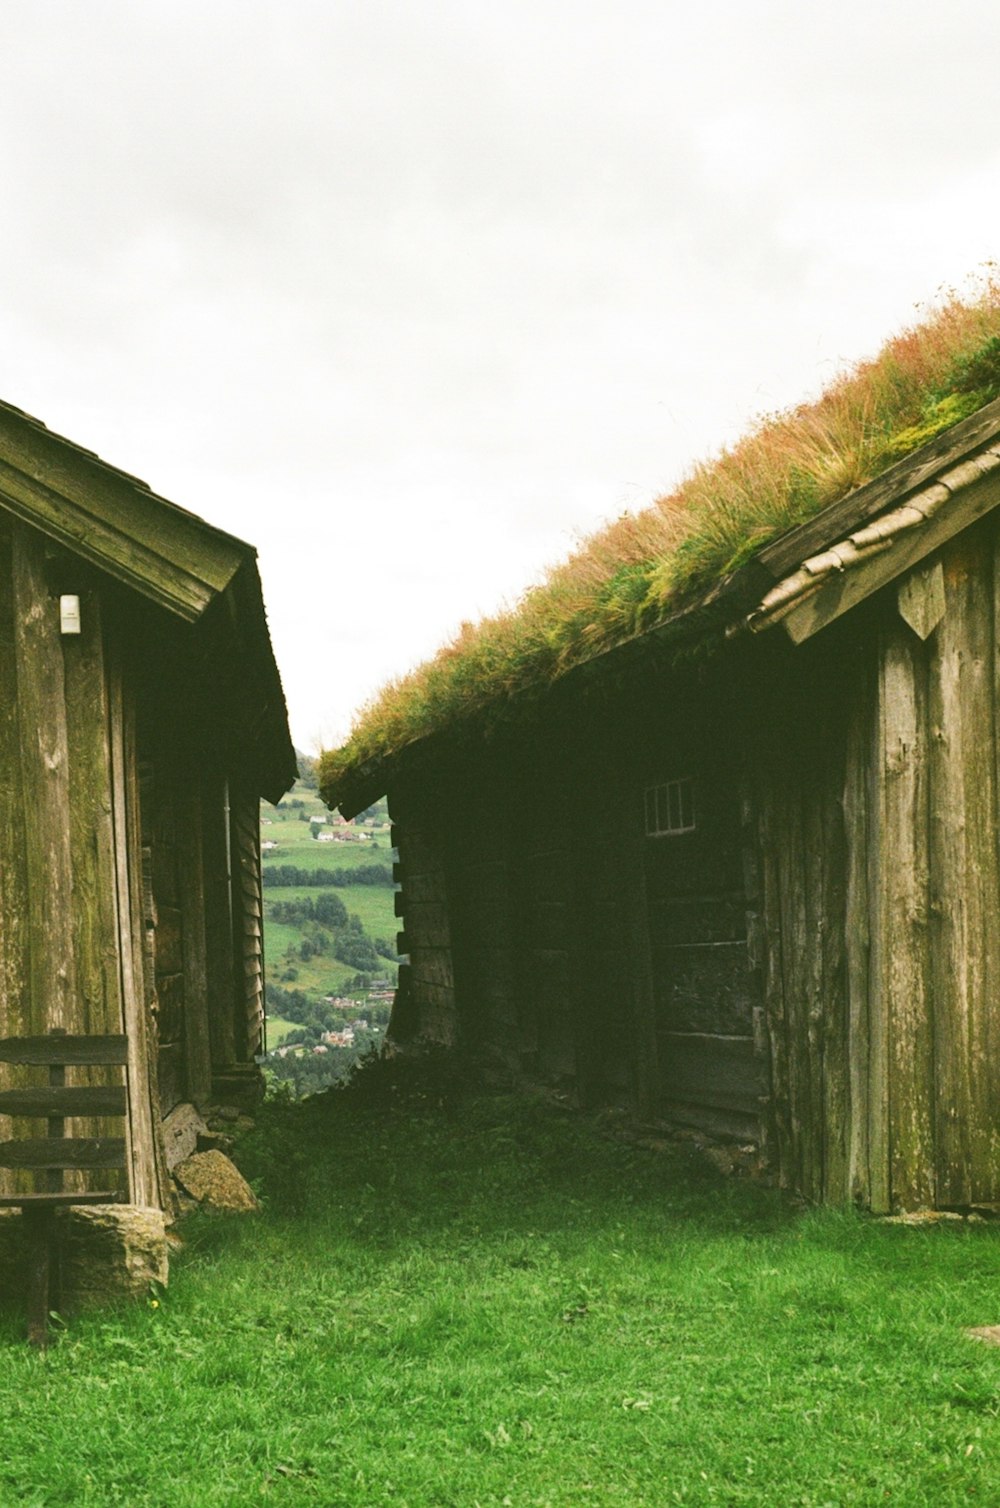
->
2, 1, 999, 750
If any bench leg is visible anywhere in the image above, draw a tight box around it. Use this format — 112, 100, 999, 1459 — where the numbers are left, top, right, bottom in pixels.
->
23, 1207, 54, 1348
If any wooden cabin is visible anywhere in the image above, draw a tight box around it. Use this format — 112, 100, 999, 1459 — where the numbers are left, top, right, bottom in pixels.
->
0, 401, 295, 1214
331, 398, 1000, 1214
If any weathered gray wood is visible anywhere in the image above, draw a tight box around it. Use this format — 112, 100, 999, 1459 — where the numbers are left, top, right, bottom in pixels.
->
817, 702, 849, 1206
898, 560, 946, 641
0, 1086, 126, 1116
927, 537, 973, 1204
0, 1035, 127, 1066
0, 1138, 126, 1170
863, 663, 891, 1215
230, 786, 264, 1058
13, 527, 76, 1037
877, 622, 935, 1210
177, 783, 213, 1103
843, 690, 873, 1207
0, 520, 33, 1201
782, 466, 1000, 645
927, 528, 1000, 1203
203, 773, 237, 1071
756, 745, 792, 1187
61, 588, 128, 1182
0, 1189, 124, 1208
109, 659, 158, 1208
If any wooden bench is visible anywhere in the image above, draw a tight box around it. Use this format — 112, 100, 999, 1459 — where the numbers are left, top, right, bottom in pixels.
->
0, 1030, 128, 1346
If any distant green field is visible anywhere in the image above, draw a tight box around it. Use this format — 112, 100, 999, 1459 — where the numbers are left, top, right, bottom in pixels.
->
261, 833, 392, 871
264, 884, 396, 939
260, 787, 394, 1010
264, 1013, 299, 1051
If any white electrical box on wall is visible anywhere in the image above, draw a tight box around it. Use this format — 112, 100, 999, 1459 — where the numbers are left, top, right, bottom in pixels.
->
59, 594, 81, 635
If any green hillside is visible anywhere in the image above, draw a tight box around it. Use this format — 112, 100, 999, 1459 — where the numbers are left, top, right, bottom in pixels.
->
259, 773, 397, 1093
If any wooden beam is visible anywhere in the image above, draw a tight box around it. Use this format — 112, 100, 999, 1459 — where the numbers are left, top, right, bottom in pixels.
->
0, 1035, 127, 1066
0, 1137, 126, 1170
781, 466, 1000, 644
0, 1086, 126, 1116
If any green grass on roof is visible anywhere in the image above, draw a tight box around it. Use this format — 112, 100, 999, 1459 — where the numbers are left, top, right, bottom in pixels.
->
321, 275, 1000, 807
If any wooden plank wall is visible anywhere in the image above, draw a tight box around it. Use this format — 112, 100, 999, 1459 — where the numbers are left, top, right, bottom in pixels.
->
641, 690, 762, 1142
390, 799, 458, 1047
0, 521, 132, 1200
231, 787, 265, 1061
758, 516, 1000, 1210
391, 685, 761, 1124
391, 515, 1000, 1213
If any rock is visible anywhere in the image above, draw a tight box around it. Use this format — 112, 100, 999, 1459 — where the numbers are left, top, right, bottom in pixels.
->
174, 1150, 259, 1213
61, 1205, 169, 1304
0, 1204, 168, 1310
196, 1129, 235, 1156
162, 1102, 209, 1170
967, 1325, 1000, 1346
879, 1210, 966, 1225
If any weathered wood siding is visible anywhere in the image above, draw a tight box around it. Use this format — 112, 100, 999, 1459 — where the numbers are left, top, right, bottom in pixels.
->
391, 518, 1000, 1208
640, 689, 762, 1140
391, 671, 762, 1130
0, 520, 163, 1204
758, 517, 1000, 1210
231, 785, 265, 1061
391, 809, 457, 1047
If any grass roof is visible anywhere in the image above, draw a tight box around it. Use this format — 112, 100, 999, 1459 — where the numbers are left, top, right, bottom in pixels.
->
321, 275, 1000, 808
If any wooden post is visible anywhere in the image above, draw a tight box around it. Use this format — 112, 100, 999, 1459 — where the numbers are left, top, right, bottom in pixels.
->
23, 1206, 53, 1349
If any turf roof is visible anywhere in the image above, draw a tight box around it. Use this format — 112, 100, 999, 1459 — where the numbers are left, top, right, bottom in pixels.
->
320, 277, 1000, 811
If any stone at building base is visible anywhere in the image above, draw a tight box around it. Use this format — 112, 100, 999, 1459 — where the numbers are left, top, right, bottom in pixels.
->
174, 1150, 259, 1213
162, 1102, 209, 1170
0, 1204, 168, 1311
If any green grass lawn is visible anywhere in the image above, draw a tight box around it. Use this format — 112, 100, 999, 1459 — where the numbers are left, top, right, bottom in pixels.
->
6, 1085, 1000, 1506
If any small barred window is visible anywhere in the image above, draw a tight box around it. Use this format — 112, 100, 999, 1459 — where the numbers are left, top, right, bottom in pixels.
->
645, 778, 696, 837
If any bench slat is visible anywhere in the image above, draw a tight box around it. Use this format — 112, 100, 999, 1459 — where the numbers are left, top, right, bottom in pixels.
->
0, 1086, 126, 1117
0, 1035, 128, 1067
0, 1190, 126, 1208
0, 1137, 127, 1171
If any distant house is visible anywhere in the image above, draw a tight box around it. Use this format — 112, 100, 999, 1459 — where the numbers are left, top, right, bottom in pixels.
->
326, 393, 1000, 1214
0, 401, 295, 1214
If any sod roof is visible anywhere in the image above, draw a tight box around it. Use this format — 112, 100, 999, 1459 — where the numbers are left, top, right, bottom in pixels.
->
320, 279, 1000, 813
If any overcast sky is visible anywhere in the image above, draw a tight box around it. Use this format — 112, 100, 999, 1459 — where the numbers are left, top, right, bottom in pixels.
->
2, 1, 998, 750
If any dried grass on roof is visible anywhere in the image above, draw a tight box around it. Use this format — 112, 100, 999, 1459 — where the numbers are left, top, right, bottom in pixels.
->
321, 275, 1000, 805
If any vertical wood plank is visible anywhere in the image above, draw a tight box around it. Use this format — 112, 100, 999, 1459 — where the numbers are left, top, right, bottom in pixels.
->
63, 589, 128, 1194
204, 774, 237, 1072
230, 787, 264, 1061
843, 692, 872, 1207
927, 528, 1000, 1204
108, 658, 162, 1208
0, 520, 32, 1199
864, 662, 891, 1215
756, 737, 792, 1189
177, 782, 212, 1104
817, 698, 850, 1207
801, 746, 827, 1202
12, 527, 76, 1034
878, 622, 935, 1210
775, 755, 809, 1198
